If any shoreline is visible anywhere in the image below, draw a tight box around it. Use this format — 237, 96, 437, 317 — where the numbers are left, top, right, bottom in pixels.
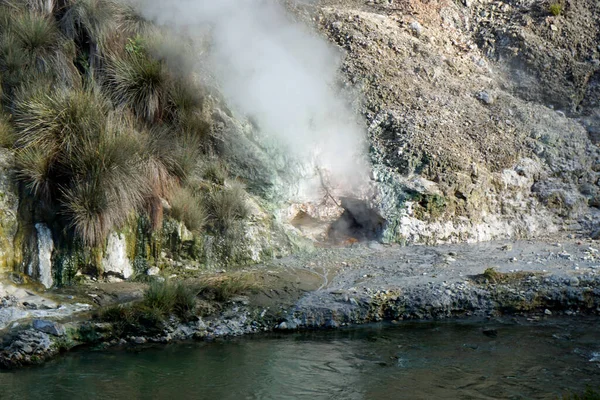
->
1, 238, 599, 368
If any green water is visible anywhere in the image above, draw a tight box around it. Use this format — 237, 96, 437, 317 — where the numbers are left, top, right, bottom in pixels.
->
0, 318, 598, 399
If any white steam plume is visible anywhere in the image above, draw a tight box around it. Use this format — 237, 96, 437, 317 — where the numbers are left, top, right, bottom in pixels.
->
128, 0, 368, 198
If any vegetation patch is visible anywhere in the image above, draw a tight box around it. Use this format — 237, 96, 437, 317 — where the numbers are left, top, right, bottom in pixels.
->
549, 2, 563, 16
561, 388, 600, 400
169, 186, 207, 233
473, 267, 537, 285
99, 280, 197, 336
0, 0, 255, 276
411, 193, 447, 220
196, 273, 260, 302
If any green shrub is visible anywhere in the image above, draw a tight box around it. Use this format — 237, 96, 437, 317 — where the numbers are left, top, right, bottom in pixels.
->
549, 2, 563, 16
170, 186, 207, 232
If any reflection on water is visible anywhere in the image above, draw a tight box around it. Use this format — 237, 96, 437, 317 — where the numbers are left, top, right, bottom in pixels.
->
0, 318, 598, 400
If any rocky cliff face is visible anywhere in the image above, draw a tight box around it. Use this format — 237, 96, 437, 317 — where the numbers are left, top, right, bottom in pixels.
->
293, 0, 600, 243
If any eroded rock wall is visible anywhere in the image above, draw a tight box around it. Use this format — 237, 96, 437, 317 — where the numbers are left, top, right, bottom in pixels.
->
288, 0, 600, 243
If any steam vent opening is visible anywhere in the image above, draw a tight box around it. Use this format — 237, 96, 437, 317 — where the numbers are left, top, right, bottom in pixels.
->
328, 198, 386, 243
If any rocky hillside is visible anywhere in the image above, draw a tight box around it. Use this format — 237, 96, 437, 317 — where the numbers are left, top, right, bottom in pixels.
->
297, 0, 600, 243
0, 0, 599, 289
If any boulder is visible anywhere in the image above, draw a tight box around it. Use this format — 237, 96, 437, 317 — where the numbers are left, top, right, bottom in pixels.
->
32, 319, 65, 337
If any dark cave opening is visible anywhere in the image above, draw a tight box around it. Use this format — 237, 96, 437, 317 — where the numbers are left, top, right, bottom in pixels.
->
328, 197, 386, 243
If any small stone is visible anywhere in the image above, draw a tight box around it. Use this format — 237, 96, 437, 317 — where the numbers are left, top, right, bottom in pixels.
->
476, 91, 494, 105
21, 344, 33, 354
147, 267, 160, 276
569, 277, 580, 286
409, 21, 423, 37
132, 337, 147, 344
22, 302, 38, 310
544, 309, 552, 316
277, 322, 288, 330
510, 257, 518, 262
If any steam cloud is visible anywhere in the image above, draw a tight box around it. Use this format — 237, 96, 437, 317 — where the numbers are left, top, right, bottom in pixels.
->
128, 0, 369, 199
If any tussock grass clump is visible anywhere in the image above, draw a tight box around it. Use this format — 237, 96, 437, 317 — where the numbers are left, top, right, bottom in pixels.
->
60, 0, 116, 47
482, 267, 500, 283
143, 280, 196, 318
12, 88, 149, 245
104, 50, 170, 123
99, 280, 197, 336
113, 4, 151, 37
199, 157, 228, 185
13, 87, 108, 151
207, 182, 249, 233
170, 186, 207, 232
0, 113, 14, 148
0, 0, 234, 272
61, 118, 148, 245
14, 145, 54, 198
3, 11, 76, 88
197, 273, 259, 302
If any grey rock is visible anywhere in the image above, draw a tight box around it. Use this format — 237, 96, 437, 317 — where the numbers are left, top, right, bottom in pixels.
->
569, 277, 580, 287
132, 337, 147, 344
147, 267, 160, 276
409, 21, 423, 37
32, 320, 65, 337
277, 321, 288, 330
476, 91, 494, 105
